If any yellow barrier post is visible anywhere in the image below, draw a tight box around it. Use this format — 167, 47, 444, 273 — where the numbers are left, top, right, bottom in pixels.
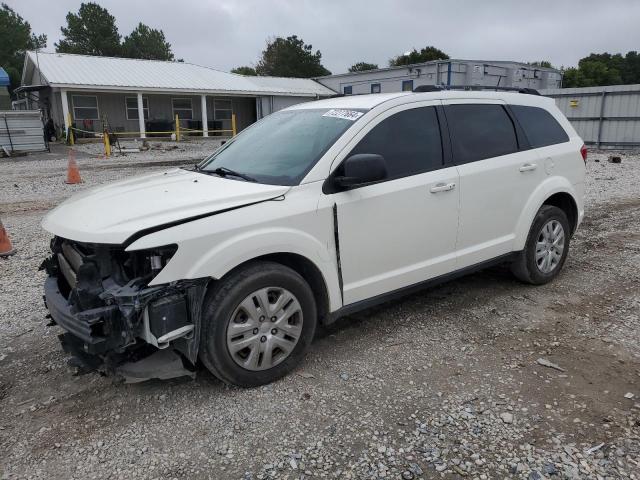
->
67, 112, 74, 146
175, 114, 180, 142
231, 113, 237, 137
103, 130, 111, 157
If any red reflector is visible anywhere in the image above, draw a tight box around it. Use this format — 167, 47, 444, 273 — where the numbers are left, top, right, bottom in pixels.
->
580, 144, 588, 163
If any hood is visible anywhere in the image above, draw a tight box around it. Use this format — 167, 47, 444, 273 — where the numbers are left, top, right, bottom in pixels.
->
42, 168, 290, 244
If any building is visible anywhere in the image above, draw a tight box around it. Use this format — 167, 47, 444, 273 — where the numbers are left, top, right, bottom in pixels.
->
0, 67, 11, 110
14, 53, 567, 143
17, 51, 334, 139
315, 59, 562, 95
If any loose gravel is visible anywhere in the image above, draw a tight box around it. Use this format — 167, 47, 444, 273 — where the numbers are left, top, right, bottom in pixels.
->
0, 147, 639, 479
0, 139, 222, 209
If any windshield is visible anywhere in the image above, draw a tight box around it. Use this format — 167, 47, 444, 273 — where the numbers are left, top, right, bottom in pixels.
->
200, 108, 366, 185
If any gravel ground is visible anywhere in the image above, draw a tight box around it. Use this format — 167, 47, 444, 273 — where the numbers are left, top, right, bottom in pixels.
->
0, 147, 639, 479
0, 140, 222, 211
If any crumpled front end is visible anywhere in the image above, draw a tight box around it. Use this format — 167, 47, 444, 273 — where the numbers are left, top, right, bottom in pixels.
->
41, 237, 207, 381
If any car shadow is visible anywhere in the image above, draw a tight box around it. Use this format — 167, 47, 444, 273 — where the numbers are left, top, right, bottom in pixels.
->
315, 263, 517, 341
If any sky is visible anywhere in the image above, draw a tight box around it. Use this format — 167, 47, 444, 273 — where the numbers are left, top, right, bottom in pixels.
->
5, 0, 640, 74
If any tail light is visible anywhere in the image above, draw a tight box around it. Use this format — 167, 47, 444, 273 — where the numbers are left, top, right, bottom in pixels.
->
580, 144, 588, 164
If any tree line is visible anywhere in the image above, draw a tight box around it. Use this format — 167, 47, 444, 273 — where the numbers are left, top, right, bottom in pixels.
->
0, 2, 174, 90
1, 2, 639, 91
562, 52, 640, 88
230, 44, 451, 77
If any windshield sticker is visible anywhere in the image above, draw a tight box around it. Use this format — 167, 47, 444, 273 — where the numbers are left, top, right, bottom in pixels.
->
322, 109, 364, 121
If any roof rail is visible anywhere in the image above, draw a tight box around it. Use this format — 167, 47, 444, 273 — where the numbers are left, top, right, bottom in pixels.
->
413, 85, 540, 95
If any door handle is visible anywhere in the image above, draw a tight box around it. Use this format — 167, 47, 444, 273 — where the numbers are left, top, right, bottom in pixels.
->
430, 182, 456, 193
519, 163, 538, 172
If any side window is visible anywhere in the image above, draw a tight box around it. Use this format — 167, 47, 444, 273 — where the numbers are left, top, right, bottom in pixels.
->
371, 83, 381, 94
72, 95, 99, 120
446, 104, 518, 164
343, 85, 352, 95
510, 105, 569, 148
347, 106, 443, 180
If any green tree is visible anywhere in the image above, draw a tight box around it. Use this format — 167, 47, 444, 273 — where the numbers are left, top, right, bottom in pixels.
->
255, 35, 331, 78
562, 67, 585, 88
563, 61, 619, 87
389, 46, 449, 67
231, 66, 257, 76
561, 51, 640, 87
122, 23, 174, 61
580, 59, 621, 86
623, 51, 640, 84
55, 2, 121, 56
581, 52, 625, 76
348, 62, 379, 72
0, 3, 46, 89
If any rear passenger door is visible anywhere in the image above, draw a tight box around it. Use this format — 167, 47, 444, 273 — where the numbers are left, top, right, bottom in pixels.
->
443, 100, 544, 268
509, 104, 574, 182
326, 103, 460, 305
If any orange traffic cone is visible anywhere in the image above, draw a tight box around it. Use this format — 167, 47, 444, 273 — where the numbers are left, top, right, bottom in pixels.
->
0, 220, 16, 257
65, 149, 82, 184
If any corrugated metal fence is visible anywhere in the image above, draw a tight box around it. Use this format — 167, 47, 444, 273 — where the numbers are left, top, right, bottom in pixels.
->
541, 84, 640, 148
0, 110, 47, 155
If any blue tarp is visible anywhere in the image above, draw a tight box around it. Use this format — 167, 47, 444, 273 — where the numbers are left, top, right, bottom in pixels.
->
0, 67, 10, 86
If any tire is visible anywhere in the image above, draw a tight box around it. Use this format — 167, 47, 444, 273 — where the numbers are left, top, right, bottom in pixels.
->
511, 205, 571, 285
199, 261, 317, 387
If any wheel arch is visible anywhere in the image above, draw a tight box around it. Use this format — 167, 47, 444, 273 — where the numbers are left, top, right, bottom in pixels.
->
514, 178, 580, 251
143, 224, 343, 314
210, 252, 332, 325
542, 192, 578, 235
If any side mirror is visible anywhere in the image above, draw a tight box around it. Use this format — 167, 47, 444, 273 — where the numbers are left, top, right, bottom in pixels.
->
334, 154, 387, 189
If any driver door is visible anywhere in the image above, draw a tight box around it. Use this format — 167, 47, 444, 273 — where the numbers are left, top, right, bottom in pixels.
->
324, 102, 460, 305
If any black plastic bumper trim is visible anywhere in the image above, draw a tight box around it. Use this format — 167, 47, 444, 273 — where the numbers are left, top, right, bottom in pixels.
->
44, 276, 107, 348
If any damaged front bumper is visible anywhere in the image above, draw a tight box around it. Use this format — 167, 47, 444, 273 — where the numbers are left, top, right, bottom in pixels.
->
41, 237, 208, 381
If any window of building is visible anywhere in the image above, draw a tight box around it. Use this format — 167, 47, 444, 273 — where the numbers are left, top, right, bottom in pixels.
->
402, 80, 414, 91
371, 83, 381, 94
343, 85, 353, 95
510, 105, 569, 148
125, 96, 149, 120
347, 106, 443, 181
445, 104, 518, 164
72, 95, 99, 120
172, 98, 193, 120
214, 99, 233, 120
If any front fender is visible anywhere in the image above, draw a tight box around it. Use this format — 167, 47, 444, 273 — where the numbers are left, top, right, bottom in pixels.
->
196, 227, 338, 291
513, 176, 580, 251
131, 225, 342, 312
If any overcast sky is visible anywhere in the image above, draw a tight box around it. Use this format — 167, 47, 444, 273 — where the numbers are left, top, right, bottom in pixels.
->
6, 0, 640, 73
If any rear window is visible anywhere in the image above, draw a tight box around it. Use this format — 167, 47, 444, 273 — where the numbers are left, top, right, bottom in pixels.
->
445, 104, 518, 164
510, 105, 569, 148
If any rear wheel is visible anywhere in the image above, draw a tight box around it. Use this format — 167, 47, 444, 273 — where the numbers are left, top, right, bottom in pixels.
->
511, 205, 570, 285
199, 261, 317, 387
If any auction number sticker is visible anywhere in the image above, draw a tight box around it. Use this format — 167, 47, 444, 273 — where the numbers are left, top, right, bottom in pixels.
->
322, 109, 364, 121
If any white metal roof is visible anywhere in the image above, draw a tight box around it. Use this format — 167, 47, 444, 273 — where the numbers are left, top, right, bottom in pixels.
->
23, 51, 335, 97
247, 75, 334, 96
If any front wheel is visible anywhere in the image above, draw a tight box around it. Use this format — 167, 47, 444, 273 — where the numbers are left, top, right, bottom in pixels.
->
511, 205, 571, 285
199, 261, 317, 387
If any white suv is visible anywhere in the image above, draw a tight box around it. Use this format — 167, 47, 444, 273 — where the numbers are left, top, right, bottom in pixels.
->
42, 89, 586, 386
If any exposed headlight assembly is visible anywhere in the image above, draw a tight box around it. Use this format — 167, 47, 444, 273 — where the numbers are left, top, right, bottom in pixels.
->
128, 244, 178, 280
